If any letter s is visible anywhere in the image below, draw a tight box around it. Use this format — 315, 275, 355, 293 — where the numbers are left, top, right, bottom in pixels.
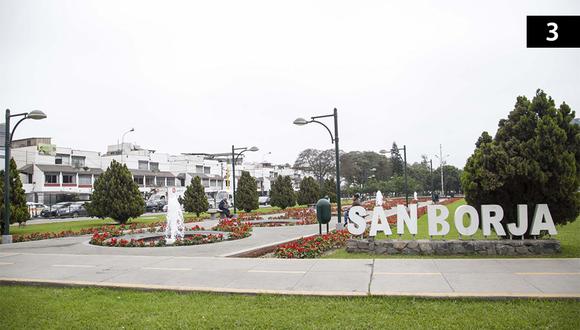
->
348, 206, 367, 235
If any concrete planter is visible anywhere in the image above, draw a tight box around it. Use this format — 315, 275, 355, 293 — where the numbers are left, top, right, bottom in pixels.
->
346, 238, 561, 256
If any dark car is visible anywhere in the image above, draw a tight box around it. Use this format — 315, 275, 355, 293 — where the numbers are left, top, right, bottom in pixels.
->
145, 199, 166, 212
56, 202, 88, 218
40, 202, 72, 217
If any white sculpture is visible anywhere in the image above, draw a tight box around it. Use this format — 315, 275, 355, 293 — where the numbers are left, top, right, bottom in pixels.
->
165, 188, 185, 245
414, 191, 418, 201
375, 190, 383, 208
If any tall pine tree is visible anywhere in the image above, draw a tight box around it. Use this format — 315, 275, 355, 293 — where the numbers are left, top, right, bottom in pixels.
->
390, 142, 404, 176
183, 176, 209, 216
321, 178, 337, 203
86, 160, 145, 224
462, 90, 580, 235
270, 175, 296, 209
236, 171, 258, 212
297, 176, 320, 205
0, 158, 29, 230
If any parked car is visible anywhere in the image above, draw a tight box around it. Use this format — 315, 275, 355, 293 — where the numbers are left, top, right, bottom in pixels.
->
57, 202, 88, 218
40, 202, 72, 218
145, 199, 167, 212
27, 202, 47, 218
258, 196, 270, 205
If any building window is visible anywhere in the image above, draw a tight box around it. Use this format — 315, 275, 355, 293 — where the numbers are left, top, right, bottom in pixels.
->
204, 166, 211, 174
210, 179, 217, 187
79, 175, 92, 185
134, 176, 144, 185
167, 177, 175, 186
202, 178, 209, 187
62, 174, 75, 184
71, 156, 85, 168
45, 173, 58, 184
145, 176, 155, 186
196, 165, 203, 173
138, 161, 148, 170
150, 162, 159, 171
55, 154, 70, 165
156, 177, 166, 187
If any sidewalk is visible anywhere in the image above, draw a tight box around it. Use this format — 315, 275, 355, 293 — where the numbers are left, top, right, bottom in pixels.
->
0, 252, 578, 297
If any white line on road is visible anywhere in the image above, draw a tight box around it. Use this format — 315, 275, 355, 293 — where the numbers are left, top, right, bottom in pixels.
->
248, 270, 307, 274
374, 272, 441, 276
141, 267, 192, 271
0, 262, 14, 266
515, 272, 580, 276
52, 264, 97, 268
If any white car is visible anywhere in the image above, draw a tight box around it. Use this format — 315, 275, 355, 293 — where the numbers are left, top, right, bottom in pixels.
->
27, 202, 47, 218
258, 196, 270, 205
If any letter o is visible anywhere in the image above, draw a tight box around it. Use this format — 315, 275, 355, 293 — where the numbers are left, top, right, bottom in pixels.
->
454, 205, 479, 236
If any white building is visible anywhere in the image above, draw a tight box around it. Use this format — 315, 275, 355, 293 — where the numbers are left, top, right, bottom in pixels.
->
11, 137, 307, 206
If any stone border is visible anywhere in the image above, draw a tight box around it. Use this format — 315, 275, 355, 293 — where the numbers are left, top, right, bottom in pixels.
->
346, 239, 561, 256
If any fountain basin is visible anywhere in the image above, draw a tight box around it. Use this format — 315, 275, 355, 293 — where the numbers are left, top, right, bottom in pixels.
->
90, 230, 231, 247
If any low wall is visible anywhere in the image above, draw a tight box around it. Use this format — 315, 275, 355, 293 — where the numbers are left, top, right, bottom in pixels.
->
346, 238, 561, 256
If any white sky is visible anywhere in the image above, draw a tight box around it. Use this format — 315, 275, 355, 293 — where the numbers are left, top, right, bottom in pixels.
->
1, 0, 579, 167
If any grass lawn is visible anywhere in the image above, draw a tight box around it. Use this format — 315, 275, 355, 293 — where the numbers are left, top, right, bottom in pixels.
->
0, 286, 578, 329
324, 199, 580, 259
9, 214, 171, 236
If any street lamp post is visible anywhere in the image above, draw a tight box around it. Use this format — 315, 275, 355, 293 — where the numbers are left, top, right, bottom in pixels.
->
3, 109, 47, 244
231, 145, 259, 214
430, 159, 434, 196
380, 145, 409, 207
293, 108, 342, 228
120, 128, 135, 164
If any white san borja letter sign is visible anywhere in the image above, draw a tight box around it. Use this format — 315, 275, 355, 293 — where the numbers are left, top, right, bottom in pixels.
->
346, 204, 558, 237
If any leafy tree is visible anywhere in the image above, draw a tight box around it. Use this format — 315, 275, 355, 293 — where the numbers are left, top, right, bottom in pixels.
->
0, 158, 29, 229
462, 90, 580, 235
294, 149, 336, 185
270, 175, 296, 209
183, 176, 209, 216
236, 171, 258, 212
433, 165, 463, 195
297, 176, 320, 205
390, 142, 404, 176
340, 151, 391, 188
321, 178, 337, 203
86, 160, 145, 224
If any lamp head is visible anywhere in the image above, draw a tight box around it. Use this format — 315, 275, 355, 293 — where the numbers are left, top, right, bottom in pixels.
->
27, 110, 47, 120
293, 118, 309, 126
249, 146, 259, 152
379, 149, 388, 154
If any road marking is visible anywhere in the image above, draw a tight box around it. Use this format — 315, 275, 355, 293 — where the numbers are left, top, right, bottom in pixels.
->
0, 262, 15, 266
374, 272, 441, 276
141, 267, 192, 271
52, 264, 96, 268
248, 270, 307, 274
515, 272, 580, 276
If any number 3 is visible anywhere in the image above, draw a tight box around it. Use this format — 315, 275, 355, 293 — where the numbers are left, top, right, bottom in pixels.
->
546, 22, 558, 41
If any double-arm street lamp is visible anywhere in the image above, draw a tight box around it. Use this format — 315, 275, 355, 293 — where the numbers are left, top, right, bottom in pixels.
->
231, 145, 259, 214
380, 145, 408, 207
293, 108, 342, 226
3, 109, 47, 244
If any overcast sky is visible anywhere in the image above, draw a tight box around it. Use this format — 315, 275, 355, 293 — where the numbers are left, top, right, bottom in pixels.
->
1, 0, 579, 167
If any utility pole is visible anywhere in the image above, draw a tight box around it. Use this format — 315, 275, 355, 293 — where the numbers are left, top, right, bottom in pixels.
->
439, 144, 444, 197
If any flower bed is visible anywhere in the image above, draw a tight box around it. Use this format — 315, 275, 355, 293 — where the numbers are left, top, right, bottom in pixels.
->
274, 230, 351, 258
90, 220, 252, 247
12, 215, 207, 243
